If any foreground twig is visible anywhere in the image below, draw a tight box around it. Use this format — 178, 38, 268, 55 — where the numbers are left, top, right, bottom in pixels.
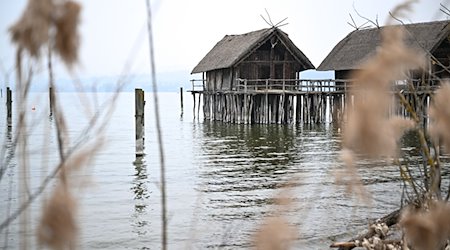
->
0, 160, 64, 231
397, 92, 441, 199
0, 73, 127, 232
145, 0, 167, 249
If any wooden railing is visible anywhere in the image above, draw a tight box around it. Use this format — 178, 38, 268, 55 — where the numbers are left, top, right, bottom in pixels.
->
190, 79, 205, 92
190, 78, 444, 94
234, 78, 349, 93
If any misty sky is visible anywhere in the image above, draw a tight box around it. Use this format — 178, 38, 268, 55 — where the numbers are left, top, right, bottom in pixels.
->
0, 0, 447, 84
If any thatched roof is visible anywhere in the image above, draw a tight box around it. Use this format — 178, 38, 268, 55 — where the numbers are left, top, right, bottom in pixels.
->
191, 28, 314, 74
317, 20, 450, 71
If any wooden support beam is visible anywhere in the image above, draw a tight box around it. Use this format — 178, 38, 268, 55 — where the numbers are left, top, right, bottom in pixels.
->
240, 60, 298, 64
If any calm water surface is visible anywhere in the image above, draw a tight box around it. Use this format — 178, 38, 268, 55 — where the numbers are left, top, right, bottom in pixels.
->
1, 92, 447, 249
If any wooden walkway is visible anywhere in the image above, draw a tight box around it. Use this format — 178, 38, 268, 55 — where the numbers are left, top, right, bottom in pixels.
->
189, 79, 438, 124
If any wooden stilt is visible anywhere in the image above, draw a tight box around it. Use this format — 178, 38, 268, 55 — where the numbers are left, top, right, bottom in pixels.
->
197, 92, 201, 119
192, 92, 196, 120
189, 79, 435, 125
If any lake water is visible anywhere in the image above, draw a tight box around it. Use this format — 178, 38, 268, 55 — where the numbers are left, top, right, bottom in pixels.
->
0, 91, 448, 249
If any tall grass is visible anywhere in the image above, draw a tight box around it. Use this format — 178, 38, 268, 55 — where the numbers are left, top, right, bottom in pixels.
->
0, 0, 125, 249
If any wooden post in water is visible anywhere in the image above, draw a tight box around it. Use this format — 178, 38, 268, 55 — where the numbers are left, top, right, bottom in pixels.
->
135, 88, 145, 156
179, 87, 183, 116
6, 87, 12, 127
49, 87, 55, 116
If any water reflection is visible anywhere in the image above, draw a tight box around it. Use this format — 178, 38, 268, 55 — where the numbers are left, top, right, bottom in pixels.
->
1, 120, 14, 179
1, 123, 14, 249
193, 122, 430, 248
192, 122, 342, 248
197, 122, 338, 193
131, 156, 150, 236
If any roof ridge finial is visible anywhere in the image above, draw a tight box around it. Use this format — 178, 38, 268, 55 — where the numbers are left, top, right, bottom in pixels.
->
260, 9, 289, 29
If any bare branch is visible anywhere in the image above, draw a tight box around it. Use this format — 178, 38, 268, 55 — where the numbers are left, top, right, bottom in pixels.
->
260, 14, 272, 27
352, 2, 379, 28
359, 21, 372, 30
348, 14, 358, 30
440, 3, 450, 16
265, 8, 274, 26
274, 17, 288, 28
347, 22, 357, 30
276, 23, 289, 28
389, 11, 406, 25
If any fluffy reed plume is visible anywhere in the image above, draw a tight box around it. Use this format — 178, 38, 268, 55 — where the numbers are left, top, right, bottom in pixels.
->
37, 141, 100, 249
54, 1, 81, 68
253, 189, 297, 249
337, 0, 425, 203
342, 24, 424, 158
9, 0, 53, 57
8, 0, 84, 247
399, 201, 450, 250
254, 217, 296, 250
334, 149, 371, 202
429, 82, 450, 153
9, 0, 81, 67
38, 185, 77, 249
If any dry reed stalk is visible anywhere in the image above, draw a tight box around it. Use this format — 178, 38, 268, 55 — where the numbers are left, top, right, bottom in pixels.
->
342, 24, 424, 158
338, 1, 425, 201
145, 0, 168, 248
400, 201, 450, 250
7, 0, 83, 248
4, 0, 138, 248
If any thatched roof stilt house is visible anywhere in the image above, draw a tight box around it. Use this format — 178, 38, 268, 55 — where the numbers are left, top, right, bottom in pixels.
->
318, 20, 450, 81
192, 27, 315, 91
